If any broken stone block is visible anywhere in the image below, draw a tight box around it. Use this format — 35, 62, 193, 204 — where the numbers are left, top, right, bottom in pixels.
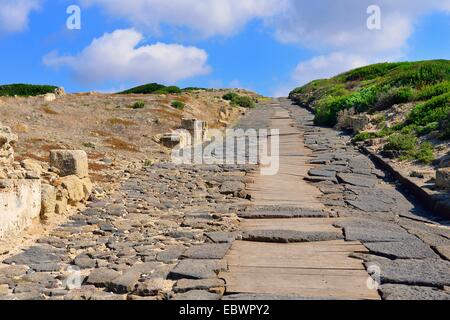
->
58, 175, 86, 204
49, 150, 89, 178
43, 93, 56, 102
436, 168, 450, 189
40, 184, 56, 219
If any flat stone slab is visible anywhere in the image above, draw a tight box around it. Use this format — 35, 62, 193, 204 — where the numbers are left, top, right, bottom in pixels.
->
169, 259, 227, 280
242, 230, 343, 243
344, 227, 416, 243
182, 244, 231, 260
222, 294, 321, 300
364, 241, 439, 260
308, 169, 336, 178
337, 173, 377, 188
346, 198, 394, 213
205, 232, 239, 243
172, 290, 221, 300
365, 258, 450, 287
173, 278, 225, 293
3, 246, 63, 266
380, 284, 450, 300
435, 245, 450, 261
86, 268, 122, 288
239, 210, 327, 219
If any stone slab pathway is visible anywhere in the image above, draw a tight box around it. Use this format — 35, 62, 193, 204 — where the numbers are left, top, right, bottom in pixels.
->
220, 103, 380, 300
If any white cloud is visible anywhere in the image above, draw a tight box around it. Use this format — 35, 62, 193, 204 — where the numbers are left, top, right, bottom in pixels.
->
292, 52, 369, 86
81, 0, 283, 38
43, 29, 211, 84
0, 0, 40, 34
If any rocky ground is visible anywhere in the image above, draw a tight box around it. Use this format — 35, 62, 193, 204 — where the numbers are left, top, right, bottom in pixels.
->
285, 101, 450, 300
0, 98, 449, 300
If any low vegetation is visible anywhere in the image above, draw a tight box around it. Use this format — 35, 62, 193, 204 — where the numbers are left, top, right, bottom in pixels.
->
222, 92, 255, 108
289, 60, 450, 164
171, 100, 185, 110
0, 84, 58, 97
131, 100, 146, 109
120, 83, 182, 95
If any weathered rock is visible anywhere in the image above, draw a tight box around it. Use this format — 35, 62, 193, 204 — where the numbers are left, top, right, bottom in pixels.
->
436, 168, 450, 189
220, 181, 245, 195
364, 241, 439, 259
43, 93, 56, 102
173, 278, 225, 293
4, 246, 62, 266
380, 284, 450, 300
169, 259, 227, 280
337, 173, 377, 188
172, 290, 221, 300
86, 268, 121, 288
134, 278, 174, 297
308, 169, 336, 178
58, 175, 86, 204
242, 230, 343, 243
107, 271, 141, 294
50, 150, 89, 178
182, 244, 231, 260
239, 209, 327, 219
40, 184, 56, 219
156, 245, 186, 263
366, 258, 450, 287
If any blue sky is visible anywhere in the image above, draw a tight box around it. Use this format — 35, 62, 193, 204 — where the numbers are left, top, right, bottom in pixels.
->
0, 1, 449, 96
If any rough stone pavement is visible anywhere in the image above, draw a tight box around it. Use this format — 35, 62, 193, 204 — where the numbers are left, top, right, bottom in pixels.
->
1, 98, 450, 300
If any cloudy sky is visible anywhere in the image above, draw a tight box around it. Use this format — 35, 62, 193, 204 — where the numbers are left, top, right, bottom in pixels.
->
1, 0, 449, 96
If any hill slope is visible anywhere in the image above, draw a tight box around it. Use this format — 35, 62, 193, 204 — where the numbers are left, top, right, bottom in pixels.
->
289, 60, 450, 164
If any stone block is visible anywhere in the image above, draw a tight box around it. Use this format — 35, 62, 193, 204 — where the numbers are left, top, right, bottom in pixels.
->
50, 150, 89, 178
0, 180, 41, 238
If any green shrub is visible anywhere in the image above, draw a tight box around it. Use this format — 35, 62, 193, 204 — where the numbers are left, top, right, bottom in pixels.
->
414, 142, 434, 164
120, 83, 181, 94
0, 84, 58, 97
222, 92, 240, 101
440, 112, 450, 139
171, 100, 185, 110
409, 92, 450, 126
131, 100, 146, 109
231, 95, 255, 108
415, 81, 450, 100
384, 133, 417, 152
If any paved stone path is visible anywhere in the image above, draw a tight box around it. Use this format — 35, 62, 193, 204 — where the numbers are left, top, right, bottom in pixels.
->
0, 98, 450, 300
221, 104, 379, 300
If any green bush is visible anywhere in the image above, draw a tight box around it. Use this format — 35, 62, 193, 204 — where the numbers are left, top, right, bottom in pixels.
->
415, 81, 450, 100
171, 100, 185, 110
131, 100, 146, 109
384, 133, 417, 152
414, 142, 434, 164
120, 83, 181, 94
409, 92, 450, 126
222, 92, 240, 101
440, 112, 450, 139
0, 84, 58, 97
231, 95, 255, 108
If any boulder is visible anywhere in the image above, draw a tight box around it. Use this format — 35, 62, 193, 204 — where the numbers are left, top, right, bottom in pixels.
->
436, 168, 450, 189
54, 87, 65, 96
50, 150, 89, 178
43, 93, 56, 102
58, 175, 86, 204
21, 159, 44, 176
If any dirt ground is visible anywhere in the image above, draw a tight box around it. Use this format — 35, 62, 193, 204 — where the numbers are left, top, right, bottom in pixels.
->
0, 90, 254, 191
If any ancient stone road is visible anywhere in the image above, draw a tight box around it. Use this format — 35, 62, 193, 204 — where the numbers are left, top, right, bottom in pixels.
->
1, 98, 450, 300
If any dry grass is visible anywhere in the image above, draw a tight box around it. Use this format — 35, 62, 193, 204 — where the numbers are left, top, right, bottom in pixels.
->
104, 137, 139, 152
89, 162, 110, 172
41, 106, 59, 115
108, 118, 136, 126
13, 123, 29, 133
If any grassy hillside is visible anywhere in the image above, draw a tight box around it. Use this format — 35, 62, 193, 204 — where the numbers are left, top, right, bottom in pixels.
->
0, 84, 58, 97
289, 60, 450, 164
119, 83, 183, 94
